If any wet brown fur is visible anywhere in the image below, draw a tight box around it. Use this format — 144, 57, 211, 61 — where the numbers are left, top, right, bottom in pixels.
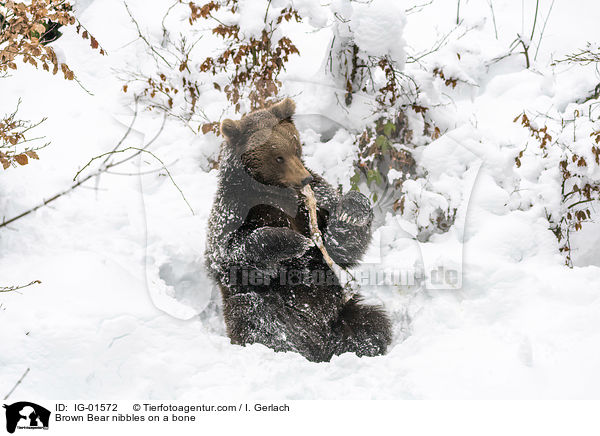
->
221, 99, 311, 189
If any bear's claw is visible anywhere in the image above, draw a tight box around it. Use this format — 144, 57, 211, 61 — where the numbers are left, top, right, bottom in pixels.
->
335, 191, 373, 227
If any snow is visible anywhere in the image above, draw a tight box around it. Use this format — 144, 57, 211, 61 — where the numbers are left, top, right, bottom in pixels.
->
1, 0, 600, 400
303, 128, 357, 192
349, 0, 407, 65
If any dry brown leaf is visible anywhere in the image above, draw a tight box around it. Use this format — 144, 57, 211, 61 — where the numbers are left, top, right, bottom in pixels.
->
14, 154, 28, 165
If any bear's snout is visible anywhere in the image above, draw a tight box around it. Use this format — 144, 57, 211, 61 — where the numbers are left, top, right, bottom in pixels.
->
301, 175, 314, 186
284, 156, 312, 189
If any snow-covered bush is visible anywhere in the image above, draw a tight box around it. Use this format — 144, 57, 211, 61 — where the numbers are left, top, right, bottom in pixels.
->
326, 1, 414, 219
506, 43, 600, 266
119, 0, 481, 241
515, 98, 600, 266
326, 0, 407, 107
324, 1, 462, 236
122, 0, 310, 135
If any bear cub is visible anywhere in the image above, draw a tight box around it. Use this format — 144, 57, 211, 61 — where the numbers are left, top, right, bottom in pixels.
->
205, 98, 392, 362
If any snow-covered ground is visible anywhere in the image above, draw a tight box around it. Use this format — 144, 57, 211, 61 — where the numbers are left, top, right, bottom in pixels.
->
1, 0, 600, 400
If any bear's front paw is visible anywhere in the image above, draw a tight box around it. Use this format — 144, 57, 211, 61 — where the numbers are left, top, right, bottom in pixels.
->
334, 191, 373, 227
251, 227, 314, 262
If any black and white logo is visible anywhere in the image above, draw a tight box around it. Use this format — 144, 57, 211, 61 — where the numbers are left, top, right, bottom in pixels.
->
3, 402, 50, 434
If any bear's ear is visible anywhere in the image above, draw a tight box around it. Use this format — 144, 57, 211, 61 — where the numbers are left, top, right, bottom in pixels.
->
270, 98, 295, 120
220, 118, 241, 141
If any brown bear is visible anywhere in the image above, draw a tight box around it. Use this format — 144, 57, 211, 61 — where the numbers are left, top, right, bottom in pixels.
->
205, 98, 392, 362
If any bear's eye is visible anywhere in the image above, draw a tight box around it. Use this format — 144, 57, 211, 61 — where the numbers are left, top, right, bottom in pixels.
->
276, 156, 284, 164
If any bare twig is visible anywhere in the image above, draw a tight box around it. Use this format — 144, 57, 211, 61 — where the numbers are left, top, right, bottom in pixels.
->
263, 0, 272, 23
161, 0, 181, 38
0, 280, 41, 293
529, 0, 540, 42
456, 0, 461, 25
552, 44, 600, 66
104, 159, 178, 176
567, 198, 595, 209
3, 368, 30, 400
0, 169, 101, 228
74, 146, 194, 215
534, 0, 555, 61
72, 73, 95, 96
516, 34, 531, 68
124, 1, 173, 68
405, 0, 433, 15
108, 112, 167, 167
0, 108, 125, 227
407, 23, 477, 64
487, 0, 498, 39
104, 98, 140, 169
0, 109, 185, 230
93, 97, 140, 191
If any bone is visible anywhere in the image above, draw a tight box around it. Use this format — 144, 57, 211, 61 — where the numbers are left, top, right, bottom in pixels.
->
300, 185, 356, 302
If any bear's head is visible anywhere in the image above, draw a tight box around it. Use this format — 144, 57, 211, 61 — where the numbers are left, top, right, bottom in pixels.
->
220, 98, 313, 190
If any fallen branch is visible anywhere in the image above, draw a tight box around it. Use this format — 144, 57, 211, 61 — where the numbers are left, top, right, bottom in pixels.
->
0, 280, 41, 293
300, 185, 357, 303
3, 367, 30, 400
73, 146, 194, 215
0, 167, 105, 228
0, 107, 195, 229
